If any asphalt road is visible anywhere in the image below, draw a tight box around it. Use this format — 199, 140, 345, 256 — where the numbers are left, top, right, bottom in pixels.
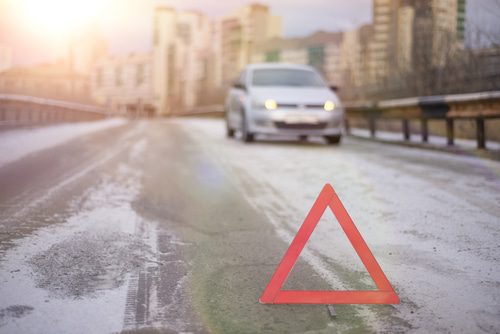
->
0, 119, 499, 333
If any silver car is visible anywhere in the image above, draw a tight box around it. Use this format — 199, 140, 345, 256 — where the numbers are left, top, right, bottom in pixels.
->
225, 63, 344, 144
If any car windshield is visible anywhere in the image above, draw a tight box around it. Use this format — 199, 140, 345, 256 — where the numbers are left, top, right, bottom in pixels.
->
252, 69, 325, 87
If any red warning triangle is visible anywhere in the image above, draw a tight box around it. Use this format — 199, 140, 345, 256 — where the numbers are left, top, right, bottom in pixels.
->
260, 184, 399, 304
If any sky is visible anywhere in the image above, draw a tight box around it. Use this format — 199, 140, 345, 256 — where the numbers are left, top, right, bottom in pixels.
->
0, 0, 371, 65
0, 0, 499, 66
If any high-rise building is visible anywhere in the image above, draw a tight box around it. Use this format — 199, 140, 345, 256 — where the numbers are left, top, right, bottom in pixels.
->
366, 0, 398, 82
90, 53, 154, 116
456, 0, 466, 41
432, 0, 466, 42
153, 7, 176, 116
153, 8, 213, 116
366, 0, 418, 82
413, 0, 467, 68
339, 24, 373, 90
396, 5, 415, 71
364, 0, 466, 83
431, 0, 466, 66
152, 4, 280, 116
216, 4, 282, 87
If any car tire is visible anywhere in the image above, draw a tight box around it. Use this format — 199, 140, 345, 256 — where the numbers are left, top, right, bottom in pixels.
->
226, 122, 235, 138
325, 135, 341, 145
241, 112, 254, 143
225, 108, 235, 138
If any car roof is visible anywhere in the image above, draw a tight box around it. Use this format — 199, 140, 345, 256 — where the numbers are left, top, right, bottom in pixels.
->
245, 63, 317, 72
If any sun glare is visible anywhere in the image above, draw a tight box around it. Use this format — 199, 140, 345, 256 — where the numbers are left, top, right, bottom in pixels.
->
19, 0, 103, 36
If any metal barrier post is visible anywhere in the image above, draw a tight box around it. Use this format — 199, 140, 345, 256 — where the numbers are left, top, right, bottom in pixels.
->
369, 117, 376, 138
476, 118, 486, 149
402, 119, 410, 141
421, 118, 428, 142
446, 118, 454, 146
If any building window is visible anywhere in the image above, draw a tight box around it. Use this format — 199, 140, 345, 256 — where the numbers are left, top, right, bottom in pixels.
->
115, 66, 122, 86
177, 23, 191, 45
153, 18, 159, 46
265, 51, 281, 62
96, 68, 103, 87
307, 46, 325, 73
136, 64, 144, 86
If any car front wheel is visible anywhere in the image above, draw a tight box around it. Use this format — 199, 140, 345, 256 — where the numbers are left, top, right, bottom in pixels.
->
226, 121, 235, 138
241, 113, 254, 143
325, 135, 341, 145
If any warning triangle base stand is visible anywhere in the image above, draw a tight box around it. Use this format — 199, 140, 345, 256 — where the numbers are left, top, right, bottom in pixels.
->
260, 184, 400, 305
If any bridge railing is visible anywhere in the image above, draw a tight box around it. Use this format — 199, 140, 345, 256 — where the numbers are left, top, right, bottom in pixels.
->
0, 94, 109, 128
178, 105, 225, 117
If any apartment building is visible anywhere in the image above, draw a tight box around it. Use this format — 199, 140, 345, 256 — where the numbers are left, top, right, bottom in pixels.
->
350, 0, 466, 87
366, 0, 416, 82
442, 0, 467, 63
366, 0, 393, 82
91, 53, 154, 116
145, 0, 469, 111
397, 5, 415, 71
339, 25, 373, 90
432, 0, 466, 41
151, 3, 282, 115
408, 0, 467, 69
153, 7, 213, 116
0, 61, 89, 101
216, 4, 282, 88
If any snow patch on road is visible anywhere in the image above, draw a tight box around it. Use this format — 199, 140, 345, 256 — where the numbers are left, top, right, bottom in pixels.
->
0, 118, 127, 168
180, 118, 500, 334
0, 134, 160, 333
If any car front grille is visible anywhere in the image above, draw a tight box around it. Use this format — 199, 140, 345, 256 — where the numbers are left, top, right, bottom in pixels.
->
277, 103, 298, 108
304, 104, 324, 109
277, 103, 324, 109
274, 122, 328, 130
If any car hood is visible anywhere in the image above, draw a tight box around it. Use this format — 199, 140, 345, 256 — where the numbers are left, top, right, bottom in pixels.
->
249, 86, 340, 105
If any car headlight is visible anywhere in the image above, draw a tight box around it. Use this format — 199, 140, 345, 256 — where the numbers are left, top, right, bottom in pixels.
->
264, 99, 278, 111
324, 100, 335, 111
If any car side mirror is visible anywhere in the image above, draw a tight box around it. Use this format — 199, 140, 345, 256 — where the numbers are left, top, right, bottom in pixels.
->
329, 85, 339, 92
233, 82, 247, 91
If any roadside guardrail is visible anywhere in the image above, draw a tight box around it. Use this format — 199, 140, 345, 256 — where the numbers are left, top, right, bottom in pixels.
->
178, 105, 225, 117
0, 94, 108, 128
344, 91, 500, 150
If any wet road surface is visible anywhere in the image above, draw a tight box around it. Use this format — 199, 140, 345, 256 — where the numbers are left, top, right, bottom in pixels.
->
0, 119, 499, 333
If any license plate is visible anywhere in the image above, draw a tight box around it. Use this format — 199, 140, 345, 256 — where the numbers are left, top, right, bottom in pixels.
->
284, 115, 319, 124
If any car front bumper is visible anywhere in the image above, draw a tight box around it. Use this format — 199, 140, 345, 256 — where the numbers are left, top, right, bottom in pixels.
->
247, 108, 344, 136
